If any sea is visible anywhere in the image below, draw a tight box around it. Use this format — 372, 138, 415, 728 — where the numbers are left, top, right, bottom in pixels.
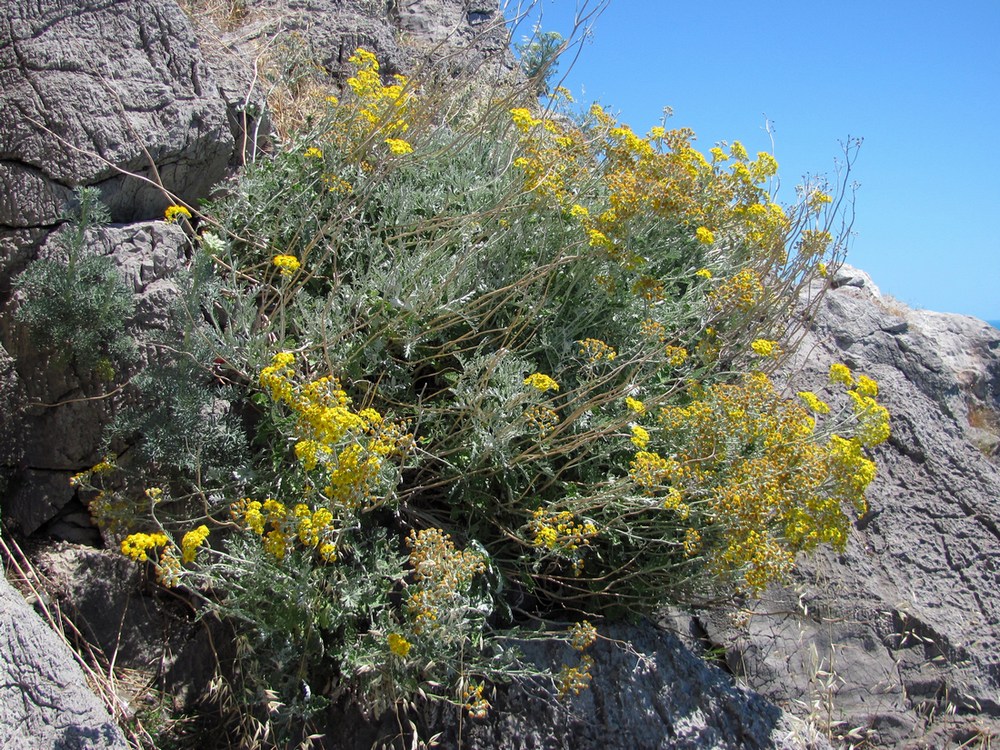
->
988, 320, 1000, 330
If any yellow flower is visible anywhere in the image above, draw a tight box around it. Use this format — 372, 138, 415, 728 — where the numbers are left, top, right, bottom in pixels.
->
121, 532, 169, 562
630, 424, 650, 449
818, 262, 829, 278
695, 227, 715, 244
664, 345, 688, 367
385, 138, 413, 155
524, 373, 559, 392
304, 147, 323, 159
164, 205, 192, 223
829, 363, 854, 388
750, 339, 778, 358
797, 391, 830, 415
272, 254, 301, 276
855, 374, 879, 398
577, 338, 616, 363
625, 397, 646, 415
387, 632, 412, 657
180, 525, 210, 564
695, 268, 713, 280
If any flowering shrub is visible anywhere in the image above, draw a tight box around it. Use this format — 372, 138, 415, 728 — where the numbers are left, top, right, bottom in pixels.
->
72, 47, 875, 745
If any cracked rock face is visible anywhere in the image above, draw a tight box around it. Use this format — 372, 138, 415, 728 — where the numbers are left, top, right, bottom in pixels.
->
0, 574, 127, 750
0, 0, 233, 225
701, 266, 1000, 747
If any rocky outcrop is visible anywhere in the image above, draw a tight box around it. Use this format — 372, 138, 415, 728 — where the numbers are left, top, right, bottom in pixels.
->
4, 0, 1000, 748
0, 572, 127, 750
0, 0, 234, 226
699, 266, 1000, 747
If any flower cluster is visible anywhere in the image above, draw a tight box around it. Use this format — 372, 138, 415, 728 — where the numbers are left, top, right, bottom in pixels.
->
230, 498, 338, 563
405, 528, 487, 635
180, 525, 210, 563
530, 508, 598, 552
650, 369, 888, 590
325, 48, 416, 158
463, 682, 490, 720
272, 254, 301, 276
524, 372, 560, 392
577, 338, 617, 364
387, 632, 412, 658
164, 205, 192, 223
258, 351, 412, 509
121, 532, 169, 562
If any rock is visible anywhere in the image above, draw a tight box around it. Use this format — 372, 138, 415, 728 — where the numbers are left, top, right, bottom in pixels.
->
0, 0, 234, 225
32, 543, 232, 712
701, 265, 1000, 747
0, 222, 189, 537
325, 622, 828, 750
0, 570, 127, 749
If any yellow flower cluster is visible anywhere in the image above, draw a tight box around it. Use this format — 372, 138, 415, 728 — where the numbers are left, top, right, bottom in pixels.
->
708, 268, 765, 314
651, 370, 890, 590
323, 48, 416, 160
625, 397, 646, 414
164, 205, 191, 223
556, 654, 594, 698
630, 424, 650, 449
272, 254, 301, 276
569, 620, 598, 651
180, 525, 210, 563
524, 372, 560, 392
750, 339, 779, 358
384, 137, 413, 155
829, 363, 853, 387
530, 508, 598, 553
257, 351, 412, 509
230, 498, 338, 563
121, 532, 168, 562
405, 528, 486, 634
525, 404, 560, 437
463, 682, 490, 720
695, 226, 715, 244
628, 451, 680, 492
798, 391, 831, 414
387, 632, 411, 658
577, 338, 617, 364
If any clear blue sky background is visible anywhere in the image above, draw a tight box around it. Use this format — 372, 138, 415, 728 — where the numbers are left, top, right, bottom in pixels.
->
508, 0, 1000, 321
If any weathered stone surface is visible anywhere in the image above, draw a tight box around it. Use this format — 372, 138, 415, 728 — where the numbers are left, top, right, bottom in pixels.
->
32, 543, 230, 711
448, 623, 826, 750
324, 621, 827, 750
0, 572, 127, 749
212, 0, 516, 90
0, 221, 189, 536
0, 0, 233, 224
701, 266, 1000, 747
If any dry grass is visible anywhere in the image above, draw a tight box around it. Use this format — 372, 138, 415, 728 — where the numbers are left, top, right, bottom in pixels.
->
0, 533, 160, 749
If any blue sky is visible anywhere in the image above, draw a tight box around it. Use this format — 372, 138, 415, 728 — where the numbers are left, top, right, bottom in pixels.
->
508, 1, 1000, 321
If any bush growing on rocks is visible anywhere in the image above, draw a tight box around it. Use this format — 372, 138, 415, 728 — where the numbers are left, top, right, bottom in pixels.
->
65, 47, 885, 745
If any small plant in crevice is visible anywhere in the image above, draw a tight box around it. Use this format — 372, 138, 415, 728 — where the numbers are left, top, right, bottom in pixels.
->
13, 187, 136, 378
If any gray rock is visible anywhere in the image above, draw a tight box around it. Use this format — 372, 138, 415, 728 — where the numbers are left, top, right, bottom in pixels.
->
328, 622, 828, 750
32, 543, 232, 711
0, 221, 189, 536
0, 0, 233, 225
702, 265, 1000, 747
449, 622, 827, 750
0, 571, 127, 749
